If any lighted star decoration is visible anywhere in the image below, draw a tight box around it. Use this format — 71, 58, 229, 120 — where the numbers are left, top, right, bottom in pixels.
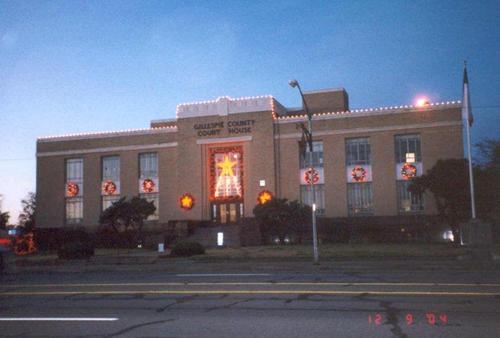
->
217, 155, 237, 177
257, 190, 273, 205
180, 193, 194, 210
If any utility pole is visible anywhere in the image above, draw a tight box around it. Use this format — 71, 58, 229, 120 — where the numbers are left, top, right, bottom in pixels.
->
289, 79, 319, 264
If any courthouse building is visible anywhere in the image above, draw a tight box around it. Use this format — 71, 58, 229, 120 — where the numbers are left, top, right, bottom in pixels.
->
36, 87, 464, 232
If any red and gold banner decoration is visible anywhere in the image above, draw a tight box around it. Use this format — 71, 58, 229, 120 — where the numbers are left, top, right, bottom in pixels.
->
351, 166, 367, 182
401, 163, 417, 180
180, 193, 195, 210
304, 168, 320, 185
102, 180, 117, 195
66, 182, 79, 197
142, 178, 155, 193
257, 190, 273, 205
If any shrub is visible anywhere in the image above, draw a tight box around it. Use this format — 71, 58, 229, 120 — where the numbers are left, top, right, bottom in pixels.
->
95, 227, 136, 249
170, 241, 205, 257
57, 241, 95, 260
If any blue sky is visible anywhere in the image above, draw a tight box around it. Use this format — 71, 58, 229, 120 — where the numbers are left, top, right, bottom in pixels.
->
1, 0, 499, 221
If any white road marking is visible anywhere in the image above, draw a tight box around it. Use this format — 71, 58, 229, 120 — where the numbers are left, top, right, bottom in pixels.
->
175, 273, 271, 277
0, 318, 118, 321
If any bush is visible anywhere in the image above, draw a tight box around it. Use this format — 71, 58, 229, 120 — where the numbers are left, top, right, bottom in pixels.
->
57, 241, 95, 260
170, 241, 205, 257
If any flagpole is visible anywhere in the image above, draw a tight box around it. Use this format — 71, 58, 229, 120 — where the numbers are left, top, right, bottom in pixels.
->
465, 117, 476, 219
462, 62, 476, 219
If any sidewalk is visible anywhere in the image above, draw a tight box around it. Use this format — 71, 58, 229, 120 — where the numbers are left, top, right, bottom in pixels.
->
2, 244, 498, 275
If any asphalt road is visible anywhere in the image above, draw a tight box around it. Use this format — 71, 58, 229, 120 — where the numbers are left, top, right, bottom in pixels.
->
1, 260, 499, 337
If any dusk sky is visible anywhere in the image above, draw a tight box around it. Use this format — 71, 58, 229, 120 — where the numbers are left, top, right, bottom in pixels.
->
1, 0, 499, 221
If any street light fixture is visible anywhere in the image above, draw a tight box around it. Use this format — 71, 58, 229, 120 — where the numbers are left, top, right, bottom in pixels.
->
289, 79, 319, 264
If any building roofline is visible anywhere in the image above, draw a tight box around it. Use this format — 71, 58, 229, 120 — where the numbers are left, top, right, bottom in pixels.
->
302, 87, 346, 95
37, 126, 177, 143
277, 100, 461, 123
176, 95, 273, 108
150, 118, 176, 124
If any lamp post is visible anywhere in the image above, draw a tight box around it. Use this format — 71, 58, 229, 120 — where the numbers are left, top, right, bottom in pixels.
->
289, 79, 319, 264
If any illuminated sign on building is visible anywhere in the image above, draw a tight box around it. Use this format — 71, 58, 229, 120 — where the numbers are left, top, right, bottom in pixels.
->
210, 146, 243, 200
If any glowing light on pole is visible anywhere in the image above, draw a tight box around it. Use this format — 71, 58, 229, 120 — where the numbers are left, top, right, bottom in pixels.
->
289, 79, 319, 264
415, 97, 430, 107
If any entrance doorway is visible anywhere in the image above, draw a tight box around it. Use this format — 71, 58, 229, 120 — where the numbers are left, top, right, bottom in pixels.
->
212, 202, 243, 224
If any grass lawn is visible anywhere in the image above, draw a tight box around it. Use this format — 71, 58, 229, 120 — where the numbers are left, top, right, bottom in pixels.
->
196, 243, 470, 261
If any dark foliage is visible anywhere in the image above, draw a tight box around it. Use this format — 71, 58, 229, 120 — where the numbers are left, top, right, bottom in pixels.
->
94, 227, 136, 249
57, 241, 95, 259
19, 192, 36, 232
170, 241, 205, 257
99, 196, 156, 247
253, 198, 311, 243
0, 211, 9, 229
35, 228, 93, 251
409, 159, 470, 240
409, 139, 500, 243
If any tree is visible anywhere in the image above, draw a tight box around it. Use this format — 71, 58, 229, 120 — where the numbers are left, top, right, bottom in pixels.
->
253, 198, 311, 243
0, 211, 9, 230
99, 196, 156, 247
18, 192, 36, 232
474, 139, 500, 236
409, 159, 470, 241
409, 140, 500, 242
475, 139, 500, 169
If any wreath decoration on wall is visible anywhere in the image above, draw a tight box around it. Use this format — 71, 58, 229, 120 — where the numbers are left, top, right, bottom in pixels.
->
304, 168, 320, 185
180, 193, 195, 211
142, 178, 155, 193
103, 180, 117, 195
351, 166, 367, 182
401, 163, 417, 180
257, 190, 273, 205
66, 182, 79, 197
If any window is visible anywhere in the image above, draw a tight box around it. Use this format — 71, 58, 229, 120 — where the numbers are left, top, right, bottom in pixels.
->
102, 195, 120, 211
346, 138, 373, 216
300, 185, 325, 215
66, 197, 83, 224
395, 134, 421, 163
347, 183, 373, 216
346, 138, 370, 165
395, 135, 424, 212
397, 181, 423, 213
299, 141, 325, 214
65, 158, 83, 224
102, 156, 120, 211
102, 156, 120, 181
300, 141, 323, 169
139, 153, 158, 178
139, 153, 159, 220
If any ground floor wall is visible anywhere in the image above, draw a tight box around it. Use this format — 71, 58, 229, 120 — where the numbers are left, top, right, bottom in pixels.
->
277, 124, 463, 218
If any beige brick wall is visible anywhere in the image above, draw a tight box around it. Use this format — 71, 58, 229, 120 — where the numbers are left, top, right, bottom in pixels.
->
36, 156, 65, 228
275, 105, 463, 217
35, 104, 463, 229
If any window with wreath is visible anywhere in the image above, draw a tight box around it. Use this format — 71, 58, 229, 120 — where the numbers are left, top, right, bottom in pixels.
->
139, 152, 159, 220
394, 134, 423, 213
101, 156, 121, 211
346, 138, 373, 216
299, 141, 325, 215
65, 158, 83, 224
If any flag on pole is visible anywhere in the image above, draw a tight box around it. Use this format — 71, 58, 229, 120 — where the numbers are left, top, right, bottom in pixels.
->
462, 64, 474, 126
